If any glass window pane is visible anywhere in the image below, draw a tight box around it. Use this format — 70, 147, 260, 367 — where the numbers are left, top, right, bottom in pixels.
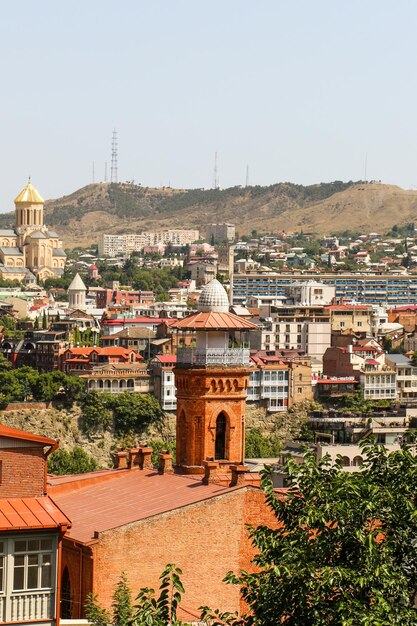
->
14, 555, 24, 567
13, 567, 24, 590
27, 565, 38, 589
40, 539, 53, 551
41, 562, 51, 588
0, 542, 4, 554
28, 540, 39, 552
28, 554, 38, 566
14, 541, 26, 552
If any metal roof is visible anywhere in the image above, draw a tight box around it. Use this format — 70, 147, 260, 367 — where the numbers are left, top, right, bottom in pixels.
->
172, 311, 258, 331
0, 496, 70, 531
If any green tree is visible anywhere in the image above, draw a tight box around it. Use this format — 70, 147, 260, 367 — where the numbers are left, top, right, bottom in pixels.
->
112, 572, 133, 626
80, 391, 113, 434
132, 564, 185, 626
109, 393, 164, 435
202, 443, 417, 625
42, 310, 48, 329
245, 428, 282, 458
47, 447, 99, 475
85, 593, 111, 626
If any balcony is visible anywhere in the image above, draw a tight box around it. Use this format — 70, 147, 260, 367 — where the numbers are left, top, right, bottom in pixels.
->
176, 348, 251, 367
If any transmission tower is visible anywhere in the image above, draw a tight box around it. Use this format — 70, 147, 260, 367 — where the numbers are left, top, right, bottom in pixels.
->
104, 162, 108, 182
111, 129, 118, 183
213, 151, 219, 189
245, 164, 249, 187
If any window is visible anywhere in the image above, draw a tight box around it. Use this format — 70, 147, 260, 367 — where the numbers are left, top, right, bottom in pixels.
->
297, 387, 303, 394
13, 538, 53, 591
357, 321, 362, 327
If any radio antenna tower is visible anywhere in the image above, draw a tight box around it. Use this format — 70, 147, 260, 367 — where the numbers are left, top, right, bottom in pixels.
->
245, 164, 249, 187
111, 129, 118, 183
104, 162, 108, 182
213, 151, 219, 189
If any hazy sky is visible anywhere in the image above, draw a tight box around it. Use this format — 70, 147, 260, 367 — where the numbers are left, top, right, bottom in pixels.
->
1, 0, 417, 212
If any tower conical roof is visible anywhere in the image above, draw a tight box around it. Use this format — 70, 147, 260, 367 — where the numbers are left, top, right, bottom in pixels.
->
68, 273, 87, 292
14, 181, 44, 204
198, 279, 230, 313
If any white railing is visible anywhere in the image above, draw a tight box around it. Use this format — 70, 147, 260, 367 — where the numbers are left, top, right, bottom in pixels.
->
10, 590, 54, 622
176, 348, 250, 366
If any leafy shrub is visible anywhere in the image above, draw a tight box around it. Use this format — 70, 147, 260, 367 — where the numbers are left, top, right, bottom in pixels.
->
47, 447, 99, 475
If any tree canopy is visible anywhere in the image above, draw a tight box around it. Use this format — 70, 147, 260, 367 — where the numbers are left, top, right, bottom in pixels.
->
203, 442, 417, 625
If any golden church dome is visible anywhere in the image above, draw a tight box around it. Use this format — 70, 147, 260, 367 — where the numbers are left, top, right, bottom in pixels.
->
14, 181, 44, 204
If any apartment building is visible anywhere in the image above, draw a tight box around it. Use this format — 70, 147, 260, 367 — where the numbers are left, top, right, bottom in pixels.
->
323, 344, 397, 400
232, 272, 417, 306
252, 306, 331, 362
326, 304, 373, 334
99, 230, 199, 257
149, 354, 177, 411
387, 354, 417, 402
207, 223, 235, 243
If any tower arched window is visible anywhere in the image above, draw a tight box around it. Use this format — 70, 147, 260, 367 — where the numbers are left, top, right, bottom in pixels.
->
215, 412, 227, 460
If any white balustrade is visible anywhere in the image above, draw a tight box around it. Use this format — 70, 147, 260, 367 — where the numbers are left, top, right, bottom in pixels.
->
177, 348, 250, 366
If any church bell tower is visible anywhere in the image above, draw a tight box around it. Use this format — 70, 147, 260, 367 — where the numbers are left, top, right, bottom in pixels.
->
173, 279, 257, 474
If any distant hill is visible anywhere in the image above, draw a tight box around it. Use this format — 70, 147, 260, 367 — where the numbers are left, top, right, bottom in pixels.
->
1, 180, 416, 248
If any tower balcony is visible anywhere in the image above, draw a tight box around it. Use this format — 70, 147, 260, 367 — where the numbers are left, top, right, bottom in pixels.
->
176, 347, 251, 367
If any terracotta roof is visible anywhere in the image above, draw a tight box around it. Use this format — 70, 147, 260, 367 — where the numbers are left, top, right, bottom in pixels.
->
171, 311, 258, 331
50, 469, 246, 544
155, 354, 177, 363
0, 496, 70, 531
0, 424, 57, 449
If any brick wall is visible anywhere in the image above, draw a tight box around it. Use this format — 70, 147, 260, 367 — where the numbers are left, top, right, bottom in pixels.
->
0, 446, 45, 497
65, 486, 281, 618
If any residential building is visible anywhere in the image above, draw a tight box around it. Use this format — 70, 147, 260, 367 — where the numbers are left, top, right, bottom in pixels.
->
323, 344, 397, 400
80, 363, 151, 394
326, 304, 373, 334
99, 230, 199, 257
251, 306, 331, 363
387, 354, 417, 402
285, 281, 335, 306
0, 424, 70, 624
207, 223, 235, 243
150, 354, 177, 411
100, 326, 155, 358
232, 272, 417, 306
62, 346, 142, 374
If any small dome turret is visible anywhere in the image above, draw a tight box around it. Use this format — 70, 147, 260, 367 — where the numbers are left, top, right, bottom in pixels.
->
198, 279, 229, 313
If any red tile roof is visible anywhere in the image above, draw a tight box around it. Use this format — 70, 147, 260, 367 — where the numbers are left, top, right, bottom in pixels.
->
103, 317, 171, 325
155, 354, 177, 363
50, 469, 247, 544
0, 496, 70, 531
171, 311, 258, 331
325, 304, 369, 311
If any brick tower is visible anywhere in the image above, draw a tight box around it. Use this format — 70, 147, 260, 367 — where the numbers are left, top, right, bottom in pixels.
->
173, 279, 258, 473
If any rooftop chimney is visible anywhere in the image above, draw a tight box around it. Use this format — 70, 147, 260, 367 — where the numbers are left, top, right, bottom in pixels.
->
158, 452, 174, 474
140, 446, 153, 469
114, 450, 128, 469
230, 464, 248, 487
128, 447, 141, 469
202, 460, 218, 485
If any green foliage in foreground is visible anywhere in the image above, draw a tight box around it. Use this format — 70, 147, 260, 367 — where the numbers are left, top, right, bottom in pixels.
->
47, 447, 98, 475
86, 565, 184, 626
202, 442, 417, 625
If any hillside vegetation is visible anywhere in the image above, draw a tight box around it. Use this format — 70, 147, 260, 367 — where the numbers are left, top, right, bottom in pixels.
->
2, 180, 417, 247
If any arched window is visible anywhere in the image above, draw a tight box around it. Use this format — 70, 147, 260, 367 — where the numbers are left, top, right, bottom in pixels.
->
215, 412, 227, 460
342, 456, 350, 467
61, 566, 71, 619
353, 455, 363, 467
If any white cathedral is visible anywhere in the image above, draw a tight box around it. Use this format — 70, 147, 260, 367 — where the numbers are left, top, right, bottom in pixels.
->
0, 181, 66, 283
